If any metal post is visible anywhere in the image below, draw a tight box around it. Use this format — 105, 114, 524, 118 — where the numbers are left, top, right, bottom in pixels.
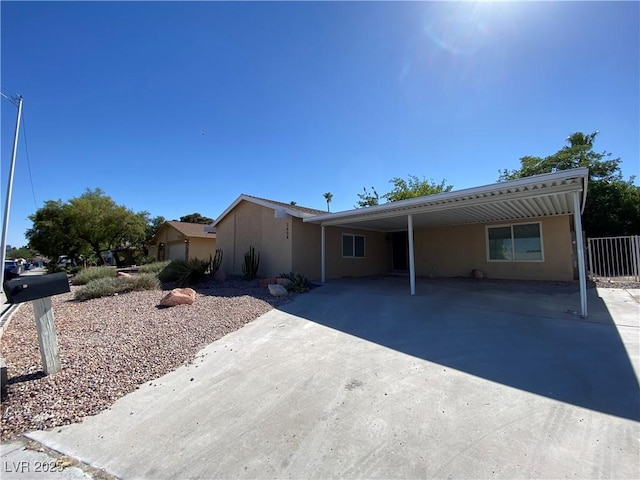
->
0, 95, 23, 294
321, 225, 325, 283
572, 191, 587, 317
587, 238, 594, 281
408, 214, 415, 296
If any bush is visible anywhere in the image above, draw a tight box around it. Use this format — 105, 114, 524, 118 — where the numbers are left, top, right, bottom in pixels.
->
158, 259, 208, 287
72, 266, 117, 285
136, 254, 157, 265
138, 260, 171, 275
46, 263, 66, 274
74, 273, 160, 301
279, 272, 312, 293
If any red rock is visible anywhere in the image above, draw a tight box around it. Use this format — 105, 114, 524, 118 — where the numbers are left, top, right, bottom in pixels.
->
160, 288, 196, 307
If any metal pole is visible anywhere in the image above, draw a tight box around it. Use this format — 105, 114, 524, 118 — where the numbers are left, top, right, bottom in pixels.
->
408, 214, 415, 296
572, 191, 588, 317
0, 95, 23, 294
321, 225, 325, 283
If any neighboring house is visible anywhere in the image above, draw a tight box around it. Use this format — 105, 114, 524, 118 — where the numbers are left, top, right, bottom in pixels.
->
213, 168, 589, 288
148, 221, 217, 262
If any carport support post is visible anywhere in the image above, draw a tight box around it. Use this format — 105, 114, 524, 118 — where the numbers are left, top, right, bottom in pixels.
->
572, 191, 588, 318
408, 214, 415, 296
321, 224, 326, 283
32, 297, 62, 375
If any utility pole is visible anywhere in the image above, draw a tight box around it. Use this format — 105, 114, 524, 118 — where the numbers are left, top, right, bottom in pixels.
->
0, 94, 24, 295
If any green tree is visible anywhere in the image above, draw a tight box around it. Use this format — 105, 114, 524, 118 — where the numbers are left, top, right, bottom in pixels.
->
179, 212, 214, 224
146, 215, 166, 242
498, 131, 639, 237
323, 192, 333, 212
27, 189, 148, 264
6, 246, 37, 260
355, 187, 380, 208
383, 175, 453, 202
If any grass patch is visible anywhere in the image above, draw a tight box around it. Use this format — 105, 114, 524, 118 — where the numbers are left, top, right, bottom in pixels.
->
72, 266, 117, 285
138, 260, 171, 275
74, 273, 160, 301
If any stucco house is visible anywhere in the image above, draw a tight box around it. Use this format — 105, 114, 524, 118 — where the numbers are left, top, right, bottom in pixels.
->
213, 168, 590, 315
147, 221, 217, 262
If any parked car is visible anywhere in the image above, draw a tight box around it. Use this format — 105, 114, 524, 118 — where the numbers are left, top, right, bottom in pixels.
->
4, 259, 20, 280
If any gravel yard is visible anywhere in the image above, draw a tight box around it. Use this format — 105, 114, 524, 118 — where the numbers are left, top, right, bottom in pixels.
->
1, 278, 291, 440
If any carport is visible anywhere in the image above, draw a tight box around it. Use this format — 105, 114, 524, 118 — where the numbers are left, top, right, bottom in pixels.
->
304, 168, 590, 317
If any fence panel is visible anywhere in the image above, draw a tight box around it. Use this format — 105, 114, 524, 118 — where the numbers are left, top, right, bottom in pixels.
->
587, 235, 640, 282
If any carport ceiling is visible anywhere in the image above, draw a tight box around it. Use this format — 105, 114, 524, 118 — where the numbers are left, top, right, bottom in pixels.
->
304, 168, 589, 232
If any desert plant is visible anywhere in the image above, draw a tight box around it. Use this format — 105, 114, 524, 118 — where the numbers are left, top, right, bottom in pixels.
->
71, 266, 117, 285
242, 246, 260, 280
138, 260, 171, 275
208, 249, 223, 276
136, 254, 157, 265
158, 258, 208, 287
74, 273, 160, 301
279, 272, 312, 293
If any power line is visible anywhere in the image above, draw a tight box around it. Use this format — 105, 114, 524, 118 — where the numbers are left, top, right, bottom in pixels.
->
21, 113, 39, 210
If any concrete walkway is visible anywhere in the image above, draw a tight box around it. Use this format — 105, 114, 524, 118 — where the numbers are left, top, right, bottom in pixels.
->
4, 278, 640, 479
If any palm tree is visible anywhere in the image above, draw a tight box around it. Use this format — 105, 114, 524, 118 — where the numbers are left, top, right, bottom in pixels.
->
323, 192, 333, 212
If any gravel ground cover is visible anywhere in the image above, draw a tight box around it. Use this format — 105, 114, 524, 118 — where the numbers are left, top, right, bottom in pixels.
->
1, 278, 290, 440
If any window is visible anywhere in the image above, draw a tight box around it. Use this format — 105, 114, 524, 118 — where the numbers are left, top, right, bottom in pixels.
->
487, 222, 543, 262
343, 234, 365, 258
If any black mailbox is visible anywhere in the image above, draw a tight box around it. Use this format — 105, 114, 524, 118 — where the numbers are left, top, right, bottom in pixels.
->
4, 273, 70, 304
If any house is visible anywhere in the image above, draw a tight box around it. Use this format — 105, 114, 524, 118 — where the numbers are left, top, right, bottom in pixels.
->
147, 221, 217, 262
213, 168, 590, 315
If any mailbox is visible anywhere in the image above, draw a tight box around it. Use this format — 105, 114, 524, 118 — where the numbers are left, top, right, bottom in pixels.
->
4, 273, 70, 304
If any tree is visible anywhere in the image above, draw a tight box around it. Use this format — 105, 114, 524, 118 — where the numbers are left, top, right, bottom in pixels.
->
323, 192, 333, 212
145, 215, 166, 242
498, 131, 639, 237
27, 189, 148, 264
6, 246, 37, 260
355, 187, 380, 208
179, 213, 214, 224
383, 175, 453, 202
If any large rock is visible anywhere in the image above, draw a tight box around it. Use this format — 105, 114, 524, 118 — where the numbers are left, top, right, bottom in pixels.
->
117, 272, 133, 278
268, 284, 288, 297
471, 269, 485, 280
259, 277, 277, 287
160, 288, 196, 307
276, 278, 292, 288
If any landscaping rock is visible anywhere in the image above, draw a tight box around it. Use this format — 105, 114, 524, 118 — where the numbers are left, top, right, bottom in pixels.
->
471, 269, 485, 280
268, 284, 288, 297
117, 272, 133, 278
259, 277, 278, 287
160, 288, 196, 307
276, 278, 292, 288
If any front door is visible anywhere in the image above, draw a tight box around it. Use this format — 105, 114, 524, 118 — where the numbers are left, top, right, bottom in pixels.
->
392, 231, 408, 271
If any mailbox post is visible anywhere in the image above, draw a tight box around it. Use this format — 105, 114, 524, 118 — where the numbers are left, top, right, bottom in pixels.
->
4, 273, 70, 375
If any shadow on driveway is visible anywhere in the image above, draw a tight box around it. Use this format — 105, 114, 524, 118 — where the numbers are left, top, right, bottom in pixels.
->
279, 276, 640, 422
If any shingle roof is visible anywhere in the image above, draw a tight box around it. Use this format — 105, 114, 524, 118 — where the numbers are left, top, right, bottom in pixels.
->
165, 221, 216, 239
213, 194, 327, 226
242, 194, 327, 216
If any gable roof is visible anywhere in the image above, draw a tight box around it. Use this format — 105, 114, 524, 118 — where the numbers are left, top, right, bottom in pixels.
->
149, 221, 216, 245
304, 168, 589, 231
213, 194, 326, 226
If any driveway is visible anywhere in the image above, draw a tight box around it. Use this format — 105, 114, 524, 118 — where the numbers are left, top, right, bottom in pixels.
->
22, 277, 640, 479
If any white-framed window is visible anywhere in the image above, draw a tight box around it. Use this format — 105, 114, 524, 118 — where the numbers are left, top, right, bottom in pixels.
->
486, 222, 544, 262
342, 234, 365, 258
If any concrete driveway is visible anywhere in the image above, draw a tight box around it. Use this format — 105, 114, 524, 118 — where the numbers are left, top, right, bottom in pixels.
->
23, 277, 640, 479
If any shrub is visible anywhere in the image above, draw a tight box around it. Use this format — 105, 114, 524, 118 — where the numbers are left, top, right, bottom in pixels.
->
74, 273, 160, 301
136, 254, 157, 265
138, 260, 171, 275
279, 272, 312, 293
72, 266, 117, 285
46, 263, 66, 274
158, 259, 208, 287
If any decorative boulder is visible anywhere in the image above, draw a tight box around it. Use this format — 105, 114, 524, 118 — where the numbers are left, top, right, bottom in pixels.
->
117, 272, 133, 278
471, 269, 485, 280
259, 277, 278, 287
276, 278, 292, 288
268, 284, 288, 297
160, 288, 197, 307
214, 269, 226, 282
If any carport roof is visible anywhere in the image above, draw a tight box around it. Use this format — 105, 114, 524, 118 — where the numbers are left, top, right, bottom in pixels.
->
304, 168, 589, 232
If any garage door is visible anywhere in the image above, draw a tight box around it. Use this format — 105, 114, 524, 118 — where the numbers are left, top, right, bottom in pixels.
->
167, 242, 186, 261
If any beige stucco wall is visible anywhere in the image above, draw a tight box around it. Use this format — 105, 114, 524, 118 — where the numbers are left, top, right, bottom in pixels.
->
188, 236, 217, 262
216, 201, 293, 277
324, 226, 387, 279
413, 215, 574, 281
291, 218, 322, 280
149, 225, 216, 262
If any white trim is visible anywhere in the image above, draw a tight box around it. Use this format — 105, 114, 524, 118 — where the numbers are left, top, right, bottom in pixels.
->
573, 191, 588, 317
485, 221, 545, 263
321, 225, 326, 283
342, 233, 366, 258
408, 214, 415, 296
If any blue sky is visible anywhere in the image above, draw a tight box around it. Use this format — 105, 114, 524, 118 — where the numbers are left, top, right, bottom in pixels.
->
1, 1, 639, 249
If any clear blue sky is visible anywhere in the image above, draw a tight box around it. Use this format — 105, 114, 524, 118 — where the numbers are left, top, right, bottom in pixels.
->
1, 1, 639, 249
